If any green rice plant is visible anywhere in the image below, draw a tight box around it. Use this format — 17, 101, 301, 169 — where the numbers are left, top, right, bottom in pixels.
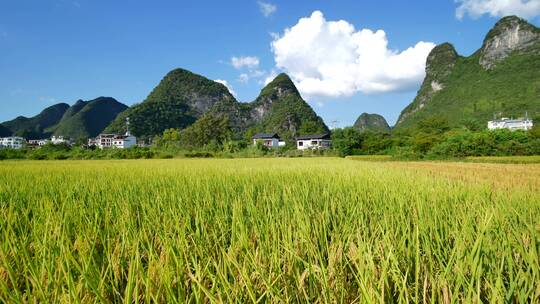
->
0, 158, 538, 303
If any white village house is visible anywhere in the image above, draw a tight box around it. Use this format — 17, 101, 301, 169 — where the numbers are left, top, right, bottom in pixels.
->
27, 139, 48, 147
51, 136, 72, 145
27, 136, 73, 148
296, 134, 332, 150
0, 136, 25, 149
488, 115, 533, 131
89, 117, 136, 149
90, 133, 136, 149
252, 133, 285, 148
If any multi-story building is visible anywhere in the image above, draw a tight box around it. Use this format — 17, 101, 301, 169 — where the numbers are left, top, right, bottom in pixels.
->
51, 136, 72, 145
89, 117, 137, 149
0, 137, 25, 149
90, 133, 137, 149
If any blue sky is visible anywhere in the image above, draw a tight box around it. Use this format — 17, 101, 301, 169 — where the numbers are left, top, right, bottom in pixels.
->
1, 0, 539, 127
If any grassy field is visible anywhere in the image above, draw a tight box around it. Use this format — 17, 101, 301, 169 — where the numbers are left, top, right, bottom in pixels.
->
0, 158, 539, 303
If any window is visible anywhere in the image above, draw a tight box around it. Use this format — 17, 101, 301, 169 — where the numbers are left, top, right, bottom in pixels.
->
311, 140, 318, 145
298, 141, 303, 146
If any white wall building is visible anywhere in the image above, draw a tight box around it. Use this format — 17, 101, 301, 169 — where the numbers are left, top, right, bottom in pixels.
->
112, 134, 137, 149
90, 133, 137, 149
90, 117, 137, 149
27, 139, 49, 147
487, 117, 533, 131
0, 137, 25, 149
252, 133, 281, 148
27, 136, 71, 147
91, 134, 114, 149
296, 134, 332, 150
51, 136, 71, 145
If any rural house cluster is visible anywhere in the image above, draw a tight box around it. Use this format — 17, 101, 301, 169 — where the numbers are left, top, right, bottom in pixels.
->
0, 118, 138, 150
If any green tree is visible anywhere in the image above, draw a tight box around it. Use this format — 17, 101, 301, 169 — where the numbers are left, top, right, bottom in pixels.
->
530, 124, 540, 139
179, 113, 232, 148
331, 127, 363, 156
361, 131, 392, 154
298, 120, 325, 135
416, 116, 450, 134
162, 128, 181, 142
413, 117, 451, 154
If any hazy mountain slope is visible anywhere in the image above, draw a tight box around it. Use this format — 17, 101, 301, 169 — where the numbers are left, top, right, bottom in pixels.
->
2, 103, 70, 139
396, 16, 540, 130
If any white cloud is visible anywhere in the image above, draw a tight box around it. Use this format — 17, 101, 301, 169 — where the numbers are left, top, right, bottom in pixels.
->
230, 56, 260, 69
239, 73, 250, 83
238, 69, 265, 83
456, 0, 540, 19
214, 79, 236, 97
270, 11, 436, 98
258, 1, 277, 17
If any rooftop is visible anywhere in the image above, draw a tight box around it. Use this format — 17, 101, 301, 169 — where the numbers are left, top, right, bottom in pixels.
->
252, 133, 280, 139
489, 118, 533, 123
296, 134, 331, 140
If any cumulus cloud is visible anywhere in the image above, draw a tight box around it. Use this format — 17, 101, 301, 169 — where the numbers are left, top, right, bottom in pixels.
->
270, 11, 436, 98
214, 79, 236, 97
456, 0, 540, 19
258, 1, 277, 17
231, 56, 260, 69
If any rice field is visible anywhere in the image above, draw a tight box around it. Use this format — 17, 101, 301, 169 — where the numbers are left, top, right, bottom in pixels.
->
0, 158, 539, 303
465, 155, 540, 164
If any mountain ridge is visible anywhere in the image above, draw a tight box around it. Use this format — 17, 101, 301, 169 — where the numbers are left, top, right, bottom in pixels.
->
105, 68, 236, 137
395, 15, 540, 130
51, 97, 128, 139
353, 113, 390, 132
105, 69, 328, 141
244, 73, 329, 141
2, 103, 70, 139
2, 98, 127, 139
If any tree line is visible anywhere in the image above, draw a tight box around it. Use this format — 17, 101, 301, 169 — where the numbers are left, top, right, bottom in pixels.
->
332, 117, 540, 159
1, 114, 539, 160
